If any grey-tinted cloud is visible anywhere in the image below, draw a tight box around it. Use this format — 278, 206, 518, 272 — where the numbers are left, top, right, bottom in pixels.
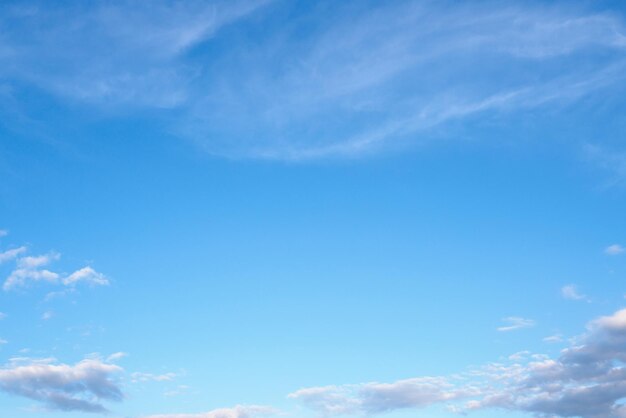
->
289, 377, 475, 415
0, 357, 123, 413
291, 308, 626, 418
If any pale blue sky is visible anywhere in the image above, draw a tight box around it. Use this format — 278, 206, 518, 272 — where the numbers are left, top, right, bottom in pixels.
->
1, 1, 626, 418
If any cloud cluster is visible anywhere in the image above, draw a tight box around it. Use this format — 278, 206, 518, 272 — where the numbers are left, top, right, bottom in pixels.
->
290, 308, 626, 418
0, 357, 123, 413
0, 242, 108, 291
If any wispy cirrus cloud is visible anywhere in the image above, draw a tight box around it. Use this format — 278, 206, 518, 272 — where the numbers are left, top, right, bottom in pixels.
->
497, 316, 536, 332
1, 1, 626, 159
0, 357, 123, 413
0, 0, 272, 108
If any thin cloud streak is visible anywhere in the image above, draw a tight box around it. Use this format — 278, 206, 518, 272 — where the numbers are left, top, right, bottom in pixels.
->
497, 317, 536, 332
1, 1, 626, 159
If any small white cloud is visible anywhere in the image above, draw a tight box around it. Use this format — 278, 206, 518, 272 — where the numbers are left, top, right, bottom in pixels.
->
508, 351, 530, 361
4, 267, 60, 291
0, 230, 7, 237
561, 284, 587, 301
543, 334, 564, 343
17, 252, 60, 269
0, 312, 6, 320
0, 246, 27, 264
605, 244, 625, 255
41, 311, 54, 321
0, 338, 7, 345
63, 267, 109, 286
497, 317, 535, 332
131, 372, 177, 383
106, 352, 128, 363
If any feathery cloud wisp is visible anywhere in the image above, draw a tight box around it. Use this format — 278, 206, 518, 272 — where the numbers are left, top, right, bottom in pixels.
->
497, 317, 535, 332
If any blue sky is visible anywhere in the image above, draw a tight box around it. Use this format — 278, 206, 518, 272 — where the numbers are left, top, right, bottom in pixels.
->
1, 0, 626, 417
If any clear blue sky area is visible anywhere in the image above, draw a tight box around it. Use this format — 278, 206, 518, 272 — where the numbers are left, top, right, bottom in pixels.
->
1, 1, 626, 418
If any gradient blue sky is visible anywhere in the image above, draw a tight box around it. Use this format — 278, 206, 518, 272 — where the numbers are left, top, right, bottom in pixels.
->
1, 1, 626, 418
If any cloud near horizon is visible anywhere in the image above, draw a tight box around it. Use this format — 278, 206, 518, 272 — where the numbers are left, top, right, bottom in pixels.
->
0, 357, 123, 413
289, 307, 626, 418
144, 405, 278, 418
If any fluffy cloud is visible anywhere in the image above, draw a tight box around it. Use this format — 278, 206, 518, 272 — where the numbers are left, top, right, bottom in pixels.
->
0, 246, 27, 264
2, 248, 108, 291
145, 405, 277, 418
0, 357, 123, 413
561, 284, 588, 301
62, 266, 109, 286
291, 308, 626, 418
466, 308, 626, 418
497, 317, 536, 332
289, 377, 472, 415
606, 244, 625, 255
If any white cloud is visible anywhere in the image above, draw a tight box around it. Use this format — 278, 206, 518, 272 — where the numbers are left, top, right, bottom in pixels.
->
4, 267, 60, 290
561, 284, 588, 301
291, 307, 626, 418
2, 2, 626, 159
3, 249, 107, 291
145, 405, 277, 418
0, 0, 271, 108
497, 317, 535, 332
4, 252, 61, 290
17, 252, 60, 269
106, 352, 128, 363
41, 311, 53, 321
606, 244, 625, 255
543, 334, 564, 343
0, 246, 27, 264
289, 377, 474, 415
63, 266, 109, 286
0, 339, 7, 345
0, 357, 123, 413
0, 229, 7, 237
132, 372, 177, 383
0, 312, 6, 320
